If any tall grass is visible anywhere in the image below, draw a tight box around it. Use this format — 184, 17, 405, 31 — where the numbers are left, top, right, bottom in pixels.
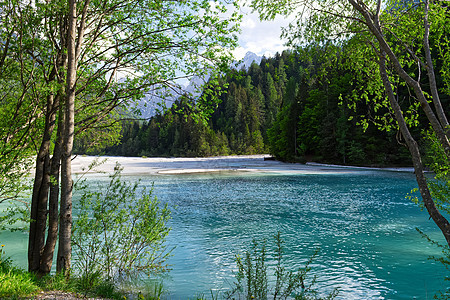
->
0, 253, 40, 298
0, 249, 123, 299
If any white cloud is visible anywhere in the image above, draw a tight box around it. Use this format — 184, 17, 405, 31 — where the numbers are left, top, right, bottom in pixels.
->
232, 47, 249, 61
233, 7, 293, 60
241, 17, 256, 29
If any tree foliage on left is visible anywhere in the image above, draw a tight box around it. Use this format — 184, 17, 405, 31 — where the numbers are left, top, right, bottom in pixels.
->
0, 0, 240, 276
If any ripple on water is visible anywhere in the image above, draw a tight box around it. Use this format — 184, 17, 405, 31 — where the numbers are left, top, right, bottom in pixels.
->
2, 171, 446, 299
154, 172, 448, 299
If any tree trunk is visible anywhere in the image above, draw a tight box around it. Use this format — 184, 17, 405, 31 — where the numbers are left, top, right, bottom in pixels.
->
57, 0, 77, 275
39, 97, 64, 274
28, 94, 57, 274
346, 0, 450, 247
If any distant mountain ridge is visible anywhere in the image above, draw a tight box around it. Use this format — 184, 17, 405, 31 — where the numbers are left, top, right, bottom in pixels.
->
133, 52, 262, 119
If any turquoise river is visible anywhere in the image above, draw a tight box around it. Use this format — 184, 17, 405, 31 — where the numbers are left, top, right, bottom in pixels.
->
1, 167, 449, 299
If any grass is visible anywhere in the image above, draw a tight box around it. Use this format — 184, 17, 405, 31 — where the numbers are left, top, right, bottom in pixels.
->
0, 257, 125, 299
0, 258, 40, 299
0, 270, 39, 298
0, 256, 164, 300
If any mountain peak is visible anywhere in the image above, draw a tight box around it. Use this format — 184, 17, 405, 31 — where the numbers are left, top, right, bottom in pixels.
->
234, 51, 262, 70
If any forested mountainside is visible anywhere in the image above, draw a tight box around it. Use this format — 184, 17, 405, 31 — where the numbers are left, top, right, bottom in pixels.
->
75, 50, 448, 166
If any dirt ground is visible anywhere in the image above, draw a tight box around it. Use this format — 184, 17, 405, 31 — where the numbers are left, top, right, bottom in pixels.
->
26, 291, 110, 300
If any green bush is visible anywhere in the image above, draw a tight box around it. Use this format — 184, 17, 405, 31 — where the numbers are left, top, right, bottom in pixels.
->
72, 163, 171, 294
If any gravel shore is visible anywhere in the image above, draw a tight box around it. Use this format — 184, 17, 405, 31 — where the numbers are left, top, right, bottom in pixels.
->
71, 154, 414, 176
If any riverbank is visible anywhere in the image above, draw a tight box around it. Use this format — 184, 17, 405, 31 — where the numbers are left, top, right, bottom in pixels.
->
72, 154, 415, 176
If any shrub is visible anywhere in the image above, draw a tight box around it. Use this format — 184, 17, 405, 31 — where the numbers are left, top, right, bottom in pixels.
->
225, 232, 338, 300
72, 163, 171, 292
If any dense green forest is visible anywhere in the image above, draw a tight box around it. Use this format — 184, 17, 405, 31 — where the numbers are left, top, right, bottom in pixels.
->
75, 50, 430, 167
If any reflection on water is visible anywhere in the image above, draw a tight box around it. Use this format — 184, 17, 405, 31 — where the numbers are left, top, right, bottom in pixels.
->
1, 170, 448, 299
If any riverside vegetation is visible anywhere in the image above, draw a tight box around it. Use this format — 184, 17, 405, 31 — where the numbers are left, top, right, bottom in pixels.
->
0, 0, 240, 280
0, 162, 339, 299
0, 164, 172, 299
0, 233, 338, 300
0, 170, 339, 299
74, 1, 450, 295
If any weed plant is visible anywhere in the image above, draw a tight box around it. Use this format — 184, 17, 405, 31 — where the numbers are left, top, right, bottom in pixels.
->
0, 247, 71, 298
0, 259, 39, 298
224, 232, 338, 300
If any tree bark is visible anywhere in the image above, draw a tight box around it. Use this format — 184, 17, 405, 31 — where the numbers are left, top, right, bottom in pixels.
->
28, 93, 57, 273
39, 97, 64, 274
57, 0, 77, 275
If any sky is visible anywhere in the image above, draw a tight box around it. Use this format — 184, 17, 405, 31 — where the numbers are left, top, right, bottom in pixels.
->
232, 6, 293, 60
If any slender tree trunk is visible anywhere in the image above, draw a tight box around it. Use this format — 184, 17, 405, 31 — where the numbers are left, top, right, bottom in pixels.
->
28, 149, 50, 272
366, 0, 450, 245
39, 97, 64, 274
57, 0, 77, 275
378, 54, 450, 246
28, 94, 57, 273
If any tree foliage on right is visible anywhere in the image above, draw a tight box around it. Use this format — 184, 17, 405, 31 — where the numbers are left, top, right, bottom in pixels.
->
250, 0, 450, 245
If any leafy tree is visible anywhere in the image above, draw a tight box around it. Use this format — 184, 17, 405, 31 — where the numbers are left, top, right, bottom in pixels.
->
250, 0, 450, 246
1, 0, 240, 276
0, 0, 44, 214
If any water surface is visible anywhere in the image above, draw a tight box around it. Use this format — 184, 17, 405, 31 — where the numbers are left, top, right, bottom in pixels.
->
2, 168, 448, 299
144, 170, 448, 299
